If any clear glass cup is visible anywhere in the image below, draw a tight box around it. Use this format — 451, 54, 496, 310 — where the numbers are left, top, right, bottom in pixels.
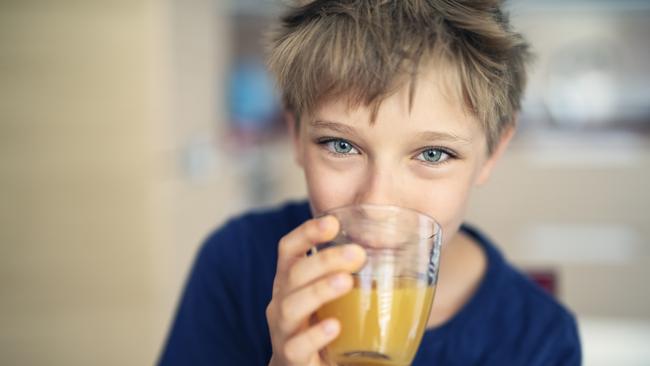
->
313, 204, 442, 366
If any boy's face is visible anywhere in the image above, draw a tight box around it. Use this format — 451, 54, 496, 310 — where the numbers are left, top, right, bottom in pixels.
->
289, 67, 512, 244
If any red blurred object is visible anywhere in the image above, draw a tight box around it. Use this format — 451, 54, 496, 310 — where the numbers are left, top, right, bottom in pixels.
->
526, 269, 557, 297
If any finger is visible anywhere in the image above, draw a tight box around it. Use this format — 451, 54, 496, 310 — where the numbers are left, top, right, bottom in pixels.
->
279, 273, 353, 335
283, 318, 340, 364
287, 244, 366, 290
276, 215, 339, 275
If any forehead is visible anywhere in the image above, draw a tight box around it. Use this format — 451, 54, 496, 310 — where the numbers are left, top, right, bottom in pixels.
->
308, 65, 484, 142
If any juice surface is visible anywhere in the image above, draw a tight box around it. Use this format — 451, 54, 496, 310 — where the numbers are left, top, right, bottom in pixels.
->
317, 275, 435, 366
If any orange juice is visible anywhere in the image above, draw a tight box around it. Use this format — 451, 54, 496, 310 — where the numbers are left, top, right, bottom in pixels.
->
317, 275, 435, 366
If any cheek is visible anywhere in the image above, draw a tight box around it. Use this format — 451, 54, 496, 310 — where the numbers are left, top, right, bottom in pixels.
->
413, 159, 485, 244
413, 176, 474, 245
302, 151, 362, 216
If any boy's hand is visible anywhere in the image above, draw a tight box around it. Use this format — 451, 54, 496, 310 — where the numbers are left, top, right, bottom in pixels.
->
266, 216, 366, 366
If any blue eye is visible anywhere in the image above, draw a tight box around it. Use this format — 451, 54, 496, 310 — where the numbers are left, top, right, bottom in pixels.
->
417, 148, 450, 164
333, 140, 352, 153
323, 139, 359, 155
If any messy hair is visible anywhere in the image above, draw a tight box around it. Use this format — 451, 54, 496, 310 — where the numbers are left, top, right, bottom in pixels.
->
266, 0, 532, 153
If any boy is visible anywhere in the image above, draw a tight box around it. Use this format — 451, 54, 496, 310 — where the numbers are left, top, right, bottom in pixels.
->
160, 1, 581, 365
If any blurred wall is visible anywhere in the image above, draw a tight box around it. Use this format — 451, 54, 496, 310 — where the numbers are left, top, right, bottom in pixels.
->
0, 0, 229, 364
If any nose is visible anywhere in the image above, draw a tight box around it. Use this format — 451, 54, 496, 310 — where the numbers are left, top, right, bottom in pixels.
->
353, 162, 401, 207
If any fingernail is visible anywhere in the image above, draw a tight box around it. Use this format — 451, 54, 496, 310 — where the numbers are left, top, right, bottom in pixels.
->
329, 274, 350, 290
322, 320, 339, 336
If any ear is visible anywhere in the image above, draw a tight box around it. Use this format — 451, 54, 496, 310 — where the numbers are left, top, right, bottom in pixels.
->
475, 124, 515, 186
285, 110, 304, 167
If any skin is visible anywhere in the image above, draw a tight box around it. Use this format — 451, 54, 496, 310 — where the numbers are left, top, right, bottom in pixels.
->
267, 66, 515, 366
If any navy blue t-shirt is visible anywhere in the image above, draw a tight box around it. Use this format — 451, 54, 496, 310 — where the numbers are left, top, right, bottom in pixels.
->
159, 201, 581, 365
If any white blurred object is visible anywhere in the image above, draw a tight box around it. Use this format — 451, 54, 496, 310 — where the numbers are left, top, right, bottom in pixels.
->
546, 69, 618, 127
516, 224, 643, 265
544, 39, 622, 127
580, 317, 650, 366
511, 4, 650, 131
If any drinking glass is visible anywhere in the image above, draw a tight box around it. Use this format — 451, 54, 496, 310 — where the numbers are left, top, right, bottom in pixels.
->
313, 204, 442, 366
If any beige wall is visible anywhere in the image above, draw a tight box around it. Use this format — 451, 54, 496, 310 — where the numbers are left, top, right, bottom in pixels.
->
2, 1, 186, 364
0, 0, 243, 363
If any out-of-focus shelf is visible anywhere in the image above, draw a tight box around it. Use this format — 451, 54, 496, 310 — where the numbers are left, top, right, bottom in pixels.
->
512, 0, 650, 13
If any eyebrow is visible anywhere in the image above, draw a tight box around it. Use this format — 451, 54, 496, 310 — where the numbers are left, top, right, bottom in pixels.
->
310, 119, 471, 144
414, 131, 472, 144
309, 120, 358, 136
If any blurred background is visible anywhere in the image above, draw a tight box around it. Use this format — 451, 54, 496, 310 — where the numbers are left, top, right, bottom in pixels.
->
1, 0, 649, 365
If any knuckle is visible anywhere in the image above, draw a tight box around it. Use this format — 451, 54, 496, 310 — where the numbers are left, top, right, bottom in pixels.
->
278, 237, 290, 257
265, 302, 275, 320
279, 299, 294, 322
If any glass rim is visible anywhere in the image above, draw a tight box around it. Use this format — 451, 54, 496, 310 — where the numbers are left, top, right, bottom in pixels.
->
320, 203, 441, 240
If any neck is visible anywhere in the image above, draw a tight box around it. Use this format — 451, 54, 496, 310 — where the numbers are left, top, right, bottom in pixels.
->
426, 229, 487, 328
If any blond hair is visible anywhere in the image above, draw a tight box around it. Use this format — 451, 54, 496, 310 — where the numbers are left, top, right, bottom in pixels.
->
266, 0, 532, 153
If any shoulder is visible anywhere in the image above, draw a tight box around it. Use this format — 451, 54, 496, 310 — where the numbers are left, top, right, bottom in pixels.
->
461, 224, 581, 364
505, 264, 578, 331
205, 199, 310, 246
501, 266, 582, 364
493, 252, 581, 364
463, 224, 578, 329
161, 201, 310, 365
197, 200, 311, 273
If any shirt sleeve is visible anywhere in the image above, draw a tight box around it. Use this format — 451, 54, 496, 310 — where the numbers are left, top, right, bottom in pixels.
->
158, 222, 255, 365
